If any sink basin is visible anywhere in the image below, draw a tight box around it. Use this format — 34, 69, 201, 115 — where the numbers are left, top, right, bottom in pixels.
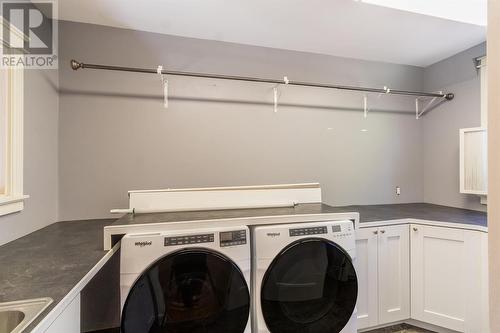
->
0, 311, 24, 333
0, 298, 53, 333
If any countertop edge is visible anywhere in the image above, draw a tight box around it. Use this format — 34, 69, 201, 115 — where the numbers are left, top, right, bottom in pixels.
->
30, 242, 121, 333
359, 218, 488, 233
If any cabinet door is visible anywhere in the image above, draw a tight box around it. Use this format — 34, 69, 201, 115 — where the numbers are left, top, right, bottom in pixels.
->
355, 227, 379, 329
411, 225, 483, 332
378, 224, 410, 324
460, 128, 487, 195
44, 294, 80, 333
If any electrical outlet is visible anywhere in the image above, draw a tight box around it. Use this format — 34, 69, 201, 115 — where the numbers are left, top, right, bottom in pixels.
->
396, 186, 401, 196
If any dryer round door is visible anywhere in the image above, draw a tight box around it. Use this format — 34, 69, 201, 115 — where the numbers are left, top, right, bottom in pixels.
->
261, 238, 358, 333
121, 249, 250, 333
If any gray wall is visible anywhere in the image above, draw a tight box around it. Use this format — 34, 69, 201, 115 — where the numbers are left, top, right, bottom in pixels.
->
0, 21, 484, 244
422, 43, 486, 211
58, 21, 426, 220
0, 69, 59, 245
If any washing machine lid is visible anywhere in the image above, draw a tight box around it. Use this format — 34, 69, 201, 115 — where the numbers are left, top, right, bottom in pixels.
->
261, 238, 357, 333
121, 248, 250, 333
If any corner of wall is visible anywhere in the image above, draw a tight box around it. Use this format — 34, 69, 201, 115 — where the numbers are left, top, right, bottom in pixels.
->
421, 42, 487, 212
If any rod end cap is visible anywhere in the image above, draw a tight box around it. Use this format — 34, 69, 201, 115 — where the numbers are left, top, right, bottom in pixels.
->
70, 59, 82, 70
445, 93, 455, 100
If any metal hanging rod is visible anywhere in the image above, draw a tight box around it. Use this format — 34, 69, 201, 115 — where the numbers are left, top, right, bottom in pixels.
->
70, 59, 455, 100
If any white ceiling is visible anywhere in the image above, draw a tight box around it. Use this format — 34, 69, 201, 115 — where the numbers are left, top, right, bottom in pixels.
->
359, 0, 487, 26
59, 0, 487, 67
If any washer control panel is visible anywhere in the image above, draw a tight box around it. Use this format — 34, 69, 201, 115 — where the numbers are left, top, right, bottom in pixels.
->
164, 233, 214, 246
289, 226, 327, 237
220, 230, 247, 247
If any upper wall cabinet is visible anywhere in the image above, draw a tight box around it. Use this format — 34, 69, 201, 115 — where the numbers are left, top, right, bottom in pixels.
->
460, 127, 487, 198
459, 56, 488, 203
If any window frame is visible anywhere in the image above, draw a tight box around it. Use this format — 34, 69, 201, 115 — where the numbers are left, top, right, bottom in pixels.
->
0, 66, 27, 216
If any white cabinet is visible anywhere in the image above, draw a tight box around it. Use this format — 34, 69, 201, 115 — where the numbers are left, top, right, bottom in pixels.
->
355, 228, 378, 329
410, 225, 488, 333
355, 224, 410, 330
460, 127, 487, 197
357, 223, 488, 332
44, 294, 80, 333
378, 225, 410, 324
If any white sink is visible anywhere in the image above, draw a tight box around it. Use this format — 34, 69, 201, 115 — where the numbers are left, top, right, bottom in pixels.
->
0, 298, 53, 333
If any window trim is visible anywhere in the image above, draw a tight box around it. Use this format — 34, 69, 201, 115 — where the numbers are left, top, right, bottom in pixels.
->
0, 67, 28, 217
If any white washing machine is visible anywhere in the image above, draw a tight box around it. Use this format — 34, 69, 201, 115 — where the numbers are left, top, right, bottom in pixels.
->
252, 220, 358, 333
120, 225, 251, 333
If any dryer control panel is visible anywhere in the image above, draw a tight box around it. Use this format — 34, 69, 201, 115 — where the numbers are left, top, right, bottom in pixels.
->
220, 230, 247, 247
164, 233, 214, 246
289, 226, 327, 237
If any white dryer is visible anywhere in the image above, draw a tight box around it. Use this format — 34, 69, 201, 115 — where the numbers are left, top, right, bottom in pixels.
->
120, 225, 251, 333
252, 220, 358, 333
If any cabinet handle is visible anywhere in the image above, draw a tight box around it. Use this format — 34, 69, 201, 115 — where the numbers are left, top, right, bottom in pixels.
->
380, 230, 385, 234
413, 227, 418, 232
373, 230, 378, 235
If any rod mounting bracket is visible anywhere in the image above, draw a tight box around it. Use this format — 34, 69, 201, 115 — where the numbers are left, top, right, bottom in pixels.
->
70, 59, 83, 70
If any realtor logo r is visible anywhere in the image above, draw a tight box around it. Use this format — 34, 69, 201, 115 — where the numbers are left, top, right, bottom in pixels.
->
1, 1, 58, 68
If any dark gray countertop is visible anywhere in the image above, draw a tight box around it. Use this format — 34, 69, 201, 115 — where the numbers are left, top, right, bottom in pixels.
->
0, 219, 115, 332
111, 202, 487, 227
341, 203, 487, 226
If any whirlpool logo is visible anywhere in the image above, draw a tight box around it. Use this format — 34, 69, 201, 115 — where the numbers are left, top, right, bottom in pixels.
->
134, 241, 152, 247
266, 232, 281, 238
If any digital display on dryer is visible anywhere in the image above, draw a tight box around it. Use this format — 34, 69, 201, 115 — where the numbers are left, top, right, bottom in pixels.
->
220, 232, 233, 241
332, 225, 342, 233
220, 230, 247, 247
